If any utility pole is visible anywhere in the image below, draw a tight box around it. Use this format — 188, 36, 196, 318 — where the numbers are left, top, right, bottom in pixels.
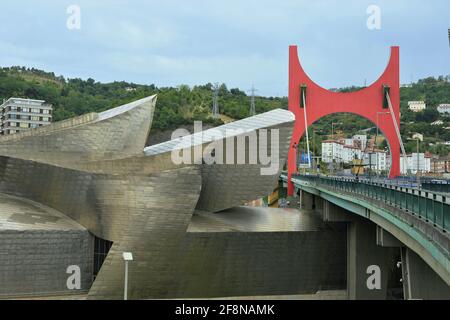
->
212, 83, 220, 119
248, 85, 257, 116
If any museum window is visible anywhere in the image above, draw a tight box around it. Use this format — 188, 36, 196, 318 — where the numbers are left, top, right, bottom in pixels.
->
93, 236, 113, 278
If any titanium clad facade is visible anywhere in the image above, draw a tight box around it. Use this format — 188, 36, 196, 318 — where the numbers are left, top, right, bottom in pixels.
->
0, 96, 157, 167
87, 167, 202, 299
173, 230, 346, 298
168, 207, 346, 298
0, 95, 304, 299
0, 155, 202, 299
0, 193, 93, 297
196, 123, 293, 212
144, 109, 295, 212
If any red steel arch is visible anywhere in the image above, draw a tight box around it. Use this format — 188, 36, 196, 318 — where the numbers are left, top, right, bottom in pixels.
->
287, 45, 400, 196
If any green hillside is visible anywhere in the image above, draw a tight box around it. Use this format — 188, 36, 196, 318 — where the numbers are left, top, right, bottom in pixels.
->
306, 78, 450, 156
0, 66, 286, 131
0, 66, 449, 155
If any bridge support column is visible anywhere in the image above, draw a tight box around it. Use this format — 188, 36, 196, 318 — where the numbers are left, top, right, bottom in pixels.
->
314, 196, 324, 214
323, 200, 353, 222
376, 226, 403, 248
401, 247, 450, 300
300, 190, 314, 211
347, 218, 392, 300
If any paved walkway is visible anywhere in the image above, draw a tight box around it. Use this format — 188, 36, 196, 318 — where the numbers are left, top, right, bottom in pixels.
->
3, 290, 347, 300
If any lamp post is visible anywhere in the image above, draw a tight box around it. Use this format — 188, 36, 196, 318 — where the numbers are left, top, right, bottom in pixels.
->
331, 122, 342, 140
311, 129, 322, 174
122, 252, 133, 300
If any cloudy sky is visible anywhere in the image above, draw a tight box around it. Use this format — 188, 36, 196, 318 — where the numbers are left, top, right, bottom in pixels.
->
0, 0, 448, 96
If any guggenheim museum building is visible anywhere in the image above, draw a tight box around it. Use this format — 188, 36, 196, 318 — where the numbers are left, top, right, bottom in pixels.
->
0, 96, 348, 299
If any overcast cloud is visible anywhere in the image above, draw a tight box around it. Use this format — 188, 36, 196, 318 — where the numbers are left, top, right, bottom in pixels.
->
0, 0, 448, 96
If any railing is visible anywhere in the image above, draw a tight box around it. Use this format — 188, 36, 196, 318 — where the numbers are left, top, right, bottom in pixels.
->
284, 174, 450, 234
421, 181, 450, 194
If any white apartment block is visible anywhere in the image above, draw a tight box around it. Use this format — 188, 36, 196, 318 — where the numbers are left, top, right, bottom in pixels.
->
322, 140, 344, 163
322, 140, 363, 164
0, 98, 52, 135
408, 101, 426, 112
352, 135, 368, 150
399, 153, 431, 174
322, 134, 393, 174
363, 150, 387, 172
341, 146, 362, 163
437, 104, 450, 114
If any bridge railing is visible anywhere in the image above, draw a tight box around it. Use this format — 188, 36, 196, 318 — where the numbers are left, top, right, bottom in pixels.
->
289, 174, 449, 234
421, 181, 450, 194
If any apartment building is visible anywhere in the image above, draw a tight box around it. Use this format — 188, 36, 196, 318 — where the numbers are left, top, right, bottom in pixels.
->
437, 104, 450, 115
321, 140, 344, 163
398, 153, 432, 174
431, 156, 450, 173
408, 101, 426, 112
321, 140, 363, 164
363, 150, 387, 172
0, 98, 52, 135
352, 134, 368, 150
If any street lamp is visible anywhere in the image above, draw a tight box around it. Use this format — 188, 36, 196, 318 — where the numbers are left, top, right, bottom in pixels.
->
311, 129, 322, 174
331, 122, 343, 140
122, 252, 133, 300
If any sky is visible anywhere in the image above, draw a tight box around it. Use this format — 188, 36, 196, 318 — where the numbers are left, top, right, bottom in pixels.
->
0, 0, 449, 96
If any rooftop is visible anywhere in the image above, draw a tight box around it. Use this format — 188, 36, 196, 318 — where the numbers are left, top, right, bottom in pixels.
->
144, 108, 295, 156
0, 193, 86, 231
322, 140, 343, 144
96, 95, 156, 121
2, 97, 45, 104
408, 101, 426, 104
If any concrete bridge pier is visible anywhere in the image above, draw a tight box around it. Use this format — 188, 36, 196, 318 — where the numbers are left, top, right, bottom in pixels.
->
286, 180, 450, 300
314, 196, 324, 214
347, 217, 395, 300
401, 247, 450, 300
320, 200, 394, 299
299, 190, 314, 210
